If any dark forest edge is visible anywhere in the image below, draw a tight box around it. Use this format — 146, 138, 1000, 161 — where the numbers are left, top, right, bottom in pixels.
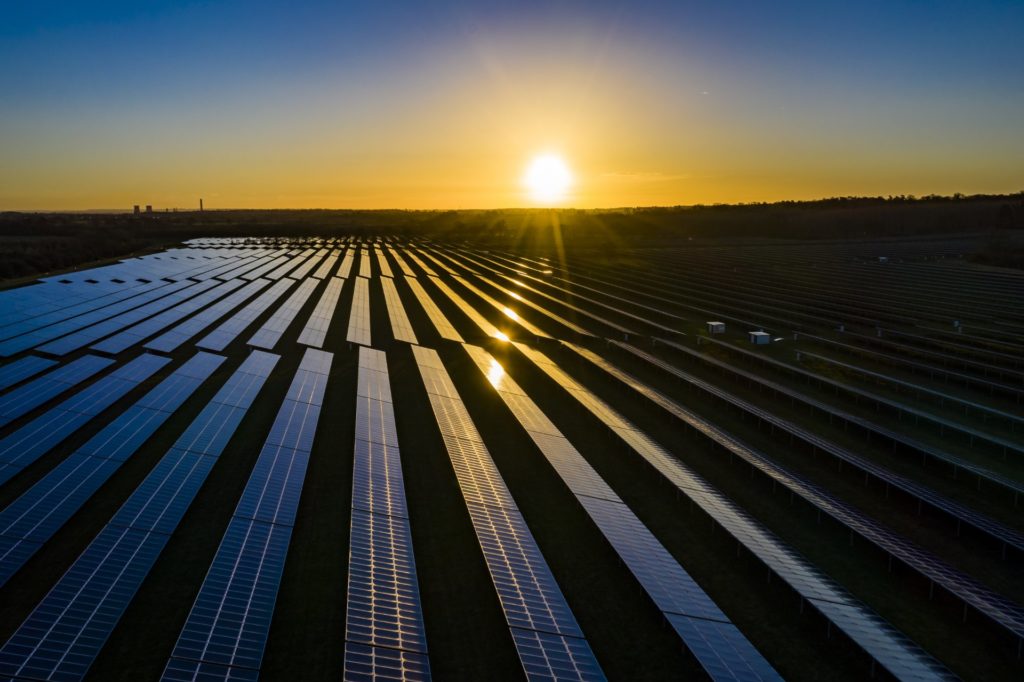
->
1, 192, 1022, 281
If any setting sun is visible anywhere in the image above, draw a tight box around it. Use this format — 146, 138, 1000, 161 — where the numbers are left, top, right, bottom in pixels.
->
524, 154, 572, 205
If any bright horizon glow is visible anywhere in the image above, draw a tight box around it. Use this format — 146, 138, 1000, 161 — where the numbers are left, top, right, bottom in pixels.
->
0, 2, 1022, 210
524, 155, 572, 205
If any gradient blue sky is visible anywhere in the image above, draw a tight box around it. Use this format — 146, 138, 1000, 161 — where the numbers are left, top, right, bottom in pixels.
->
2, 1, 1022, 209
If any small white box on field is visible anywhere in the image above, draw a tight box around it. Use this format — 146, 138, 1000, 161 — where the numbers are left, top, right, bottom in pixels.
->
707, 321, 726, 335
749, 331, 771, 345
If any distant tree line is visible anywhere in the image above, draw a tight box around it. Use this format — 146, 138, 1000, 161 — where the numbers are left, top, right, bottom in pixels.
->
1, 192, 1022, 282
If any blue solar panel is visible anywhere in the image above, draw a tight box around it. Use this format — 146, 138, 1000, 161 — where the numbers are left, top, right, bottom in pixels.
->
0, 354, 168, 485
0, 354, 113, 427
0, 356, 58, 392
342, 642, 431, 682
144, 278, 272, 353
463, 343, 778, 681
167, 516, 290, 671
162, 657, 261, 682
162, 348, 331, 680
509, 628, 606, 682
0, 524, 166, 682
0, 351, 277, 681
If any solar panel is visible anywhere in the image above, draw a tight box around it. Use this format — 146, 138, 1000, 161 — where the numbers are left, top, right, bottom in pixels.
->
427, 277, 502, 340
0, 351, 278, 681
162, 348, 331, 680
145, 278, 272, 353
37, 279, 216, 356
0, 354, 114, 427
343, 642, 431, 682
375, 248, 394, 278
93, 278, 247, 354
247, 277, 319, 350
555, 341, 958, 680
0, 353, 169, 484
297, 277, 342, 348
464, 343, 783, 679
345, 347, 430, 676
197, 278, 296, 351
347, 276, 372, 346
411, 345, 602, 680
0, 356, 58, 392
405, 277, 463, 343
381, 276, 418, 344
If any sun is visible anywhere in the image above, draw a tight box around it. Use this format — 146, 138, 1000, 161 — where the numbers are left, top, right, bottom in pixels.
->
524, 154, 572, 205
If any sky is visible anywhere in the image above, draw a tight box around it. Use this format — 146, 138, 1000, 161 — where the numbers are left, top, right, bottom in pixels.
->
1, 0, 1022, 210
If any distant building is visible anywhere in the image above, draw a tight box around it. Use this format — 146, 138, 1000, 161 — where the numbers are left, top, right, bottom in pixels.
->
749, 331, 771, 345
145, 205, 153, 213
706, 321, 725, 335
200, 198, 204, 212
133, 205, 140, 215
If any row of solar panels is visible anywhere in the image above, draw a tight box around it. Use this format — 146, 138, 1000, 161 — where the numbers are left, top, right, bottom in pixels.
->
0, 350, 279, 681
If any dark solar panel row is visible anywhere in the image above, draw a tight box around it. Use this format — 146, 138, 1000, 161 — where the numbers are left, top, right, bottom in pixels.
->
93, 279, 247, 355
617, 341, 1024, 554
0, 350, 279, 682
37, 279, 219, 356
344, 348, 430, 680
685, 336, 1024, 503
411, 345, 605, 682
555, 342, 964, 680
0, 352, 225, 586
247, 277, 320, 350
197, 278, 296, 352
0, 356, 57, 392
163, 348, 332, 681
145, 279, 272, 353
463, 344, 780, 681
0, 353, 170, 487
0, 354, 114, 428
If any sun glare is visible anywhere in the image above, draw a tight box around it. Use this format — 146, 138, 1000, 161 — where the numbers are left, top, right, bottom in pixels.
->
524, 154, 572, 205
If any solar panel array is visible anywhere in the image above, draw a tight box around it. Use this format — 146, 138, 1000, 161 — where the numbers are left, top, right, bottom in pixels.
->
0, 352, 225, 586
344, 347, 430, 680
374, 248, 394, 279
411, 345, 605, 682
0, 235, 1016, 679
347, 276, 372, 347
0, 355, 57, 392
0, 354, 114, 428
405, 277, 463, 343
198, 278, 296, 351
145, 278, 271, 353
312, 248, 341, 279
93, 278, 247, 354
381, 276, 418, 344
163, 348, 331, 681
36, 279, 217, 356
555, 342, 961, 680
247, 276, 320, 350
0, 350, 278, 682
0, 280, 177, 356
0, 352, 169, 487
298, 276, 343, 348
462, 344, 781, 681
